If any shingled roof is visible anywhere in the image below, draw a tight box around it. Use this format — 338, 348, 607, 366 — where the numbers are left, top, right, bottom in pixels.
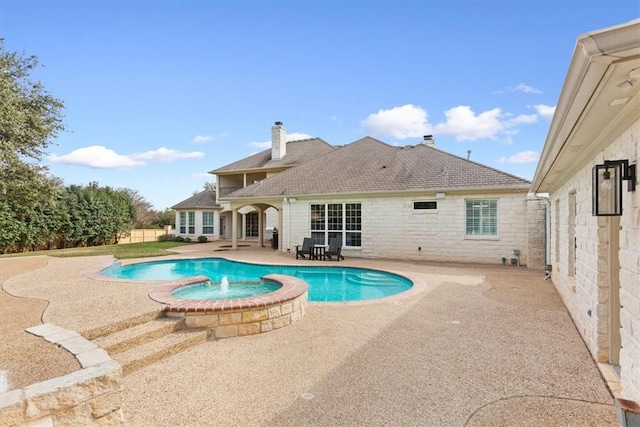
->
210, 138, 336, 174
225, 137, 530, 198
171, 190, 221, 209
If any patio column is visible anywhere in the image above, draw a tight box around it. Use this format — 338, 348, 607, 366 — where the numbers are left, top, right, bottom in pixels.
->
257, 208, 264, 247
241, 213, 247, 240
231, 209, 238, 250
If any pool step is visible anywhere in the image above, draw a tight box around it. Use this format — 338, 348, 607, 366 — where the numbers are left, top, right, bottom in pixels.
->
112, 329, 208, 376
92, 317, 186, 355
90, 316, 208, 376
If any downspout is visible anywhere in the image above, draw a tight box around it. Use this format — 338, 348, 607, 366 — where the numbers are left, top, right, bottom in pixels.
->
285, 197, 291, 251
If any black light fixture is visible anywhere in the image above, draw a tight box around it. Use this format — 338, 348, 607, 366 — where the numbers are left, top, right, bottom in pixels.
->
592, 160, 636, 216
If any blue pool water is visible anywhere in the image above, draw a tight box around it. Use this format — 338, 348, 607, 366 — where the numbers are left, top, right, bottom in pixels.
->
102, 258, 412, 302
172, 282, 282, 300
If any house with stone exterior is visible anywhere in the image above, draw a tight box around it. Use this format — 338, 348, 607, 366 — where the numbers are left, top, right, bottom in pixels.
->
212, 122, 546, 267
171, 190, 222, 241
531, 19, 640, 424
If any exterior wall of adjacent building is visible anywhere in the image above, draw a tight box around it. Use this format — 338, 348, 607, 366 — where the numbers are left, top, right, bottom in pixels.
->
547, 120, 640, 402
174, 209, 220, 241
282, 191, 545, 267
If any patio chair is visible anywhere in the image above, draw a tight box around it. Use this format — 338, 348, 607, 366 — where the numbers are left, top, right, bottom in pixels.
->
295, 237, 313, 259
325, 238, 344, 261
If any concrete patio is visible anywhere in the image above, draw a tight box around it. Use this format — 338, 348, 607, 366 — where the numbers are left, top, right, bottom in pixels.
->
0, 242, 618, 426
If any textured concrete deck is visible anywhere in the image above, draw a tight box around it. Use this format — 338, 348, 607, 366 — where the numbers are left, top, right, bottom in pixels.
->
1, 242, 618, 426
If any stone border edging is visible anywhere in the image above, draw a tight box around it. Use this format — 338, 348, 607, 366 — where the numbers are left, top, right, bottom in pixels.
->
0, 324, 124, 426
148, 274, 308, 312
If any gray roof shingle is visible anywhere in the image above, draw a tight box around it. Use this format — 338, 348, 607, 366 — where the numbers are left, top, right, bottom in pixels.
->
171, 190, 221, 209
210, 138, 335, 174
226, 137, 530, 198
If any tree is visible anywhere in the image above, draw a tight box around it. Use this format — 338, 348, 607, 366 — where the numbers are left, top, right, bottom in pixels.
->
125, 189, 157, 228
155, 208, 176, 228
0, 38, 66, 252
0, 38, 65, 203
193, 181, 216, 196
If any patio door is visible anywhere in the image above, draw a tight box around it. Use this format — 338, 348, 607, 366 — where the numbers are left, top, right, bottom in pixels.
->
219, 217, 226, 239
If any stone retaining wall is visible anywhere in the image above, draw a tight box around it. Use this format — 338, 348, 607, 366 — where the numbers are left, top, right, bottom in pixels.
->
0, 325, 124, 427
151, 274, 309, 340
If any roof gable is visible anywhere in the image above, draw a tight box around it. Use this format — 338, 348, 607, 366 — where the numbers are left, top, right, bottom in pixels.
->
227, 137, 530, 198
171, 190, 221, 209
210, 138, 335, 174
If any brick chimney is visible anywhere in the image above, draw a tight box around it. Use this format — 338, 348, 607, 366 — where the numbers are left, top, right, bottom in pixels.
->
420, 135, 436, 147
271, 121, 286, 160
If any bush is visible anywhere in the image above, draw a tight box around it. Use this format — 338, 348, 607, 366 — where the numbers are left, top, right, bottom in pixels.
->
158, 234, 175, 242
184, 237, 192, 243
197, 236, 208, 243
174, 236, 185, 242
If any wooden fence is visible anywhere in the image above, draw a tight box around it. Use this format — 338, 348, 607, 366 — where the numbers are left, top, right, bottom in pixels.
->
118, 227, 173, 244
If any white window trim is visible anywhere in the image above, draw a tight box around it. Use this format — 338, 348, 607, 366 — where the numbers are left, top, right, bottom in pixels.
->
464, 199, 499, 239
310, 202, 362, 248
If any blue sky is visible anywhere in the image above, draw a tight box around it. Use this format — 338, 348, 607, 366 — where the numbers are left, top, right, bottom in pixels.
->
2, 1, 638, 209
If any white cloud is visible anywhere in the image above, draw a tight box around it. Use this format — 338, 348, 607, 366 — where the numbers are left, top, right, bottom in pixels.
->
249, 141, 271, 149
193, 135, 213, 144
48, 146, 204, 168
533, 104, 555, 119
434, 106, 504, 141
513, 83, 543, 94
361, 104, 430, 139
496, 150, 539, 164
507, 114, 538, 125
48, 146, 144, 168
131, 147, 204, 162
249, 132, 314, 149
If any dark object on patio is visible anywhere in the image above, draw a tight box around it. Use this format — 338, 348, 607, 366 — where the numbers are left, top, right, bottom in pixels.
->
296, 238, 313, 259
325, 238, 344, 261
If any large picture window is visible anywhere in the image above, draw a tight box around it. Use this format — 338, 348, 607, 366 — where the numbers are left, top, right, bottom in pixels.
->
310, 203, 361, 247
202, 212, 214, 235
179, 212, 186, 234
188, 211, 195, 234
465, 199, 497, 236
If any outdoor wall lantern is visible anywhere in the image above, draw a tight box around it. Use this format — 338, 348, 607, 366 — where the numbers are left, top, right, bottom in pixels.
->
592, 160, 636, 216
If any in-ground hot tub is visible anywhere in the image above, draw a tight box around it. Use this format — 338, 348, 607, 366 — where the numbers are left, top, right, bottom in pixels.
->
148, 274, 308, 339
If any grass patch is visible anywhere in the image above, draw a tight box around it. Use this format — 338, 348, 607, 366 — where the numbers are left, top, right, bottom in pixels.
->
1, 242, 189, 260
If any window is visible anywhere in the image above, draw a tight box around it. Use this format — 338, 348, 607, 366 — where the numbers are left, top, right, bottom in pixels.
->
465, 199, 497, 236
202, 212, 214, 235
413, 201, 437, 211
568, 192, 576, 276
310, 203, 361, 247
188, 211, 195, 234
179, 212, 186, 234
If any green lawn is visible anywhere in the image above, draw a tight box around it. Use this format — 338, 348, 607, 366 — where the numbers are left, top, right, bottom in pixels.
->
0, 241, 189, 260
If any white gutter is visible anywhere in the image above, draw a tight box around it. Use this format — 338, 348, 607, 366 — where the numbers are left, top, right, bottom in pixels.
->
531, 19, 640, 193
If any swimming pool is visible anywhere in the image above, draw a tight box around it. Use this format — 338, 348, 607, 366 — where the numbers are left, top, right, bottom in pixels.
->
102, 258, 412, 302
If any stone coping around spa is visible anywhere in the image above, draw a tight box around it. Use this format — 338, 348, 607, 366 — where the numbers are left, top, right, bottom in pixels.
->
148, 274, 308, 313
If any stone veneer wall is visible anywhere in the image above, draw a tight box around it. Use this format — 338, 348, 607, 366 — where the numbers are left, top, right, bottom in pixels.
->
167, 292, 307, 340
286, 191, 542, 267
526, 195, 548, 270
0, 324, 124, 427
548, 120, 640, 403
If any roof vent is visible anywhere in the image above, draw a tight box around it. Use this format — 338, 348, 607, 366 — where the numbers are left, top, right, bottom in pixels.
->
420, 135, 436, 147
